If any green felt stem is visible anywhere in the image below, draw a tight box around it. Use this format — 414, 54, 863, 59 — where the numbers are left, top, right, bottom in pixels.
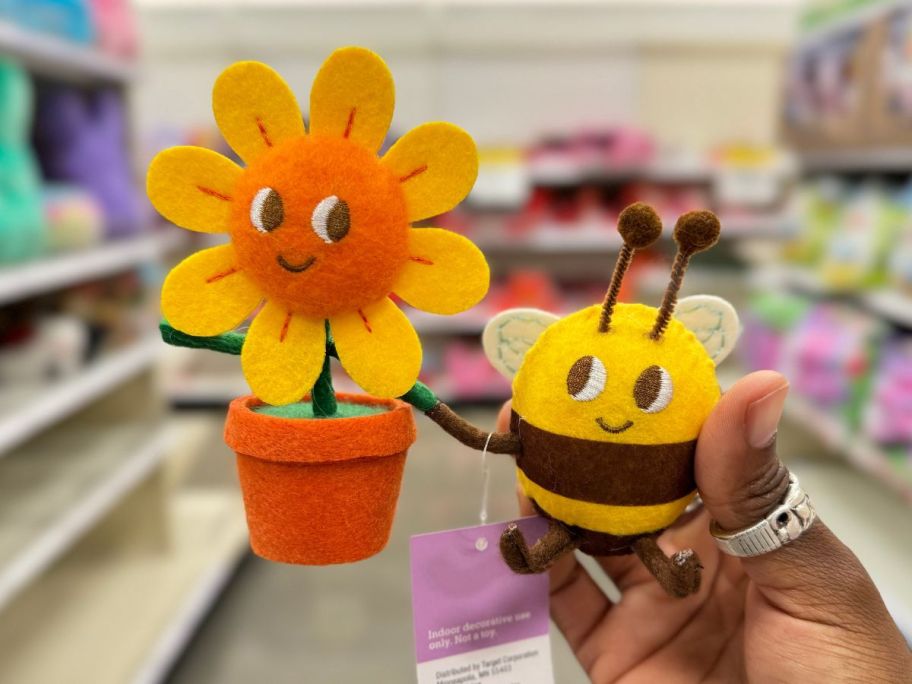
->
311, 322, 337, 418
159, 319, 440, 412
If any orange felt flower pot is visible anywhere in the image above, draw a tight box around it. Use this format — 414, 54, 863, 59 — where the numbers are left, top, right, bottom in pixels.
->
224, 393, 416, 565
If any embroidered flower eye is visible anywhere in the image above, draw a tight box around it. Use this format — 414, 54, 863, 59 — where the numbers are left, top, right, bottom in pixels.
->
567, 355, 606, 402
312, 195, 351, 243
250, 187, 284, 233
634, 365, 673, 413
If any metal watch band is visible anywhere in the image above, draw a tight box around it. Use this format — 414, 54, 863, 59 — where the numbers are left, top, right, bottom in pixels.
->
710, 473, 816, 558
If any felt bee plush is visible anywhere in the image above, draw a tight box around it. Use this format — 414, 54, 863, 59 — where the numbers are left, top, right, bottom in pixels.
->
422, 203, 739, 597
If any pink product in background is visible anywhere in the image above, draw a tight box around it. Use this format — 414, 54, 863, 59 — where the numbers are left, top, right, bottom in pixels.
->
444, 342, 510, 401
865, 342, 912, 444
741, 316, 786, 372
89, 0, 138, 57
787, 305, 874, 407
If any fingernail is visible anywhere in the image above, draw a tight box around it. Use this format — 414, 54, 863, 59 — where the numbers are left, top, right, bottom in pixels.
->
745, 384, 789, 449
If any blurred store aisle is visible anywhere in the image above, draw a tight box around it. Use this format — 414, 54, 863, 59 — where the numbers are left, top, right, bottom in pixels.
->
167, 407, 588, 684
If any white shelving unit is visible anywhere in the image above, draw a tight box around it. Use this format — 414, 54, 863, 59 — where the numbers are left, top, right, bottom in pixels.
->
785, 396, 912, 504
0, 16, 243, 684
0, 335, 161, 457
0, 20, 136, 83
0, 229, 184, 307
0, 420, 171, 610
0, 491, 247, 684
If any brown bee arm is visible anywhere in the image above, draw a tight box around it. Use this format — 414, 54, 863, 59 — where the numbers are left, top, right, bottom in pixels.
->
424, 402, 521, 455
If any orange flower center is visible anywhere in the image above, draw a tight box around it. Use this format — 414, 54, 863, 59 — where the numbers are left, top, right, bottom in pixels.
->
229, 135, 410, 318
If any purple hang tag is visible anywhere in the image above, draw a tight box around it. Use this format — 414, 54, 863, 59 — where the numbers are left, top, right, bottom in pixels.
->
410, 516, 555, 684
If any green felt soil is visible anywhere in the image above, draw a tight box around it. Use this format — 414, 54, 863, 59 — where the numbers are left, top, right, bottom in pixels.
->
254, 401, 387, 419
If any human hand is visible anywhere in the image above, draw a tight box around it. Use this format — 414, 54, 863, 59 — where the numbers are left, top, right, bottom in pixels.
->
498, 370, 912, 683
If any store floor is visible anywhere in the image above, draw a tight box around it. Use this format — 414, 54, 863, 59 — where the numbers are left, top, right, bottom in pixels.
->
167, 407, 588, 683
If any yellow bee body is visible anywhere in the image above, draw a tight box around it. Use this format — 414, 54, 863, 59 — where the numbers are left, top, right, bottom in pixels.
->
477, 204, 740, 592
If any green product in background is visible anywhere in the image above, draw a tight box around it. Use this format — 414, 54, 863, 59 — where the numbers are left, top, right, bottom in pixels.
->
0, 59, 46, 263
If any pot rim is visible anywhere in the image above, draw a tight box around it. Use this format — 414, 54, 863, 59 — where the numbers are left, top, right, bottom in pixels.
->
224, 392, 417, 464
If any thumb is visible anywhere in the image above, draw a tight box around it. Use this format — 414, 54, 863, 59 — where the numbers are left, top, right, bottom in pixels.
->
695, 371, 904, 639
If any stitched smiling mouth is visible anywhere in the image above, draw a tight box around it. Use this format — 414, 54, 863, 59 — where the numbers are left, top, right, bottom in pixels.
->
596, 417, 634, 434
277, 255, 316, 273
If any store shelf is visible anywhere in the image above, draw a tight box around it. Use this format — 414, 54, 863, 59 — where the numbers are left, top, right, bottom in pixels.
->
800, 147, 912, 173
758, 264, 912, 328
0, 490, 248, 684
0, 335, 161, 458
785, 395, 912, 505
862, 289, 912, 328
473, 214, 791, 254
408, 309, 489, 335
0, 230, 184, 307
0, 420, 170, 611
0, 20, 136, 84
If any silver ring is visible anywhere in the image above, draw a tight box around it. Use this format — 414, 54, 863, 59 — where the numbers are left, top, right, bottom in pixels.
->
710, 473, 816, 557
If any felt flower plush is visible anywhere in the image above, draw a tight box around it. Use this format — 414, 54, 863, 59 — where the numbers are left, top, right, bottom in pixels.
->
148, 47, 489, 405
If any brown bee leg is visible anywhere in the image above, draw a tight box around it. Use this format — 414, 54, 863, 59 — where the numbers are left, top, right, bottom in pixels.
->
632, 536, 703, 598
499, 519, 579, 574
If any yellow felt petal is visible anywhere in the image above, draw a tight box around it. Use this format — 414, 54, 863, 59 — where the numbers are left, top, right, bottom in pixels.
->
393, 228, 490, 314
309, 46, 394, 153
147, 146, 240, 233
161, 245, 263, 337
331, 298, 421, 398
381, 122, 478, 222
213, 61, 305, 164
241, 303, 326, 406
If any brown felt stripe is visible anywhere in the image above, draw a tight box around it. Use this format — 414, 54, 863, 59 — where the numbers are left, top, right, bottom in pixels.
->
511, 411, 695, 506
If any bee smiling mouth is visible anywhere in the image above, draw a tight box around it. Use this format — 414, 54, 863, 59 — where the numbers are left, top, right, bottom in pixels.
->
277, 255, 316, 273
595, 417, 634, 434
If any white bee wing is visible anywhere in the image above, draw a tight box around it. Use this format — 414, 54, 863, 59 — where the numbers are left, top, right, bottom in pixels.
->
482, 308, 560, 380
675, 295, 740, 366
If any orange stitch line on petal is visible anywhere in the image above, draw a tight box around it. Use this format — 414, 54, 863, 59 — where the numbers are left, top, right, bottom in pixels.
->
205, 266, 239, 283
197, 185, 232, 202
398, 164, 428, 183
279, 311, 293, 342
409, 256, 434, 266
256, 117, 273, 147
358, 309, 372, 334
343, 107, 356, 139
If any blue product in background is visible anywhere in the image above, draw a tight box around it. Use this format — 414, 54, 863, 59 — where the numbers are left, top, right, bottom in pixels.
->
6, 0, 95, 44
0, 60, 47, 263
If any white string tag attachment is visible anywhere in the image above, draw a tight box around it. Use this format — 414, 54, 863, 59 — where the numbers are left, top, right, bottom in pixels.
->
475, 431, 494, 552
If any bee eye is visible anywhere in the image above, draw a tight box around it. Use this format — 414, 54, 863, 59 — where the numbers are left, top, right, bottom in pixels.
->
250, 187, 283, 233
312, 195, 351, 244
634, 365, 673, 413
567, 355, 606, 402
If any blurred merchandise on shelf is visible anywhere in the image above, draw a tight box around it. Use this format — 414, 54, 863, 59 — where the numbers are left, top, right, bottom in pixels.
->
0, 269, 151, 387
786, 303, 883, 425
0, 59, 46, 263
34, 86, 144, 238
864, 338, 912, 445
457, 130, 794, 252
41, 183, 103, 252
2, 0, 95, 45
88, 0, 137, 58
0, 311, 86, 383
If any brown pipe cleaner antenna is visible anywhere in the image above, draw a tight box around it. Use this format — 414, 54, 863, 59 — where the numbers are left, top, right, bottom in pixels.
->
649, 210, 721, 340
598, 202, 663, 333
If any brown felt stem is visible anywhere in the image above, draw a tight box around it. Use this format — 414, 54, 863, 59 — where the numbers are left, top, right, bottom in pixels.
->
499, 519, 579, 574
425, 402, 521, 454
650, 249, 692, 340
598, 243, 633, 333
632, 535, 702, 598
